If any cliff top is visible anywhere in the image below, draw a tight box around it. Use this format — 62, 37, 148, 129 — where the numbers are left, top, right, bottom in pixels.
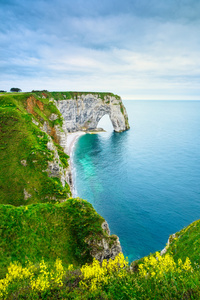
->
0, 90, 121, 101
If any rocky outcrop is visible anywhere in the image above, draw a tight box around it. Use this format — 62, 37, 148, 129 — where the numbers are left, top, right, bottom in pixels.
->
23, 188, 32, 200
46, 138, 67, 187
36, 119, 72, 195
160, 233, 176, 256
85, 221, 122, 262
57, 93, 129, 133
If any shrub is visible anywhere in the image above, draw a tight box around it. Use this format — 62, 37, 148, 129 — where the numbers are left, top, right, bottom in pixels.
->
10, 88, 22, 92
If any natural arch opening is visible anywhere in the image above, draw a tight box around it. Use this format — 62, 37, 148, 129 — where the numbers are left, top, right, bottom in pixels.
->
97, 114, 114, 132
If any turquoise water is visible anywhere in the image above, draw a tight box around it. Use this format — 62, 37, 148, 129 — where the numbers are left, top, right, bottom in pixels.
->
73, 101, 200, 261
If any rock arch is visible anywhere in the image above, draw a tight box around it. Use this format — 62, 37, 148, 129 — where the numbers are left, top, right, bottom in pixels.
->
58, 93, 129, 132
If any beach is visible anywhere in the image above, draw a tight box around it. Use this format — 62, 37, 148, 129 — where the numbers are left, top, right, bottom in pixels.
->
66, 131, 86, 157
66, 131, 86, 196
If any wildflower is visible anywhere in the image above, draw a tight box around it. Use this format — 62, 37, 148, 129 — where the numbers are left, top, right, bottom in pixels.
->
80, 253, 128, 291
139, 253, 193, 280
67, 264, 74, 271
31, 259, 50, 291
53, 258, 65, 286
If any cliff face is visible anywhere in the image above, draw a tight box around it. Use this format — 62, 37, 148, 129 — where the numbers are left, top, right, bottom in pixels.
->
86, 221, 122, 262
57, 93, 130, 132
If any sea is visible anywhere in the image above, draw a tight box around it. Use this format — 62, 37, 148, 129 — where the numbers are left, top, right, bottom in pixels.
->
72, 100, 200, 262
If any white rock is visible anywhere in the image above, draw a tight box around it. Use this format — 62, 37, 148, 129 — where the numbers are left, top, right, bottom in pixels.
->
21, 160, 27, 166
49, 113, 58, 121
57, 94, 129, 132
32, 118, 39, 126
24, 188, 32, 200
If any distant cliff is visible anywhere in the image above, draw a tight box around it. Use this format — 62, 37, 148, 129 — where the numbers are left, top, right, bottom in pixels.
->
56, 92, 130, 132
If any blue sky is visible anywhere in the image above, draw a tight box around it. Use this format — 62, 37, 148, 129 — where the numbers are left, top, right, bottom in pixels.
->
1, 0, 200, 99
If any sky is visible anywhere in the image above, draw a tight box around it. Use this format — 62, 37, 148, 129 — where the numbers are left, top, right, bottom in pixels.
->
1, 0, 200, 100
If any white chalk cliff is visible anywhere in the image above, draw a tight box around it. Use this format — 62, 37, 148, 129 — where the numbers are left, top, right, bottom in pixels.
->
56, 93, 130, 132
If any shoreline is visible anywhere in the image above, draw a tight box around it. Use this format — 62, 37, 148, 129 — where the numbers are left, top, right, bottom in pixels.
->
66, 131, 86, 157
66, 131, 86, 197
65, 130, 105, 196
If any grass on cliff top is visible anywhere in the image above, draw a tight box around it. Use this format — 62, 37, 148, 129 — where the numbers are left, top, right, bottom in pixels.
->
0, 93, 70, 206
31, 90, 121, 101
167, 219, 200, 266
0, 198, 107, 278
0, 92, 64, 126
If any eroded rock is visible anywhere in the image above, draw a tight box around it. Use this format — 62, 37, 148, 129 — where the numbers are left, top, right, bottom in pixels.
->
24, 188, 32, 200
86, 221, 122, 262
160, 233, 176, 256
46, 138, 67, 187
49, 113, 58, 121
57, 94, 129, 133
21, 160, 27, 166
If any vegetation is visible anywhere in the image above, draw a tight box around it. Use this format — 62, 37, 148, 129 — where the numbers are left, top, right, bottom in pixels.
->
0, 92, 69, 206
1, 91, 200, 299
10, 88, 22, 92
1, 250, 200, 299
30, 90, 121, 101
167, 219, 200, 266
0, 198, 108, 279
118, 102, 130, 130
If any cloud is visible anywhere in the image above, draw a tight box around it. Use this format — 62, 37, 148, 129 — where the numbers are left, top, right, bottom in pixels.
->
0, 0, 200, 99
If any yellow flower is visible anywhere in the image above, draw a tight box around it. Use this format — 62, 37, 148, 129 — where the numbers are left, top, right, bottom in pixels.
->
139, 253, 193, 279
80, 253, 128, 291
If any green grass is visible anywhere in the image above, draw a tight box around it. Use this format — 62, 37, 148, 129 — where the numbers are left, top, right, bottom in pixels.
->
0, 198, 110, 278
55, 143, 69, 168
0, 93, 70, 206
31, 90, 121, 101
167, 219, 200, 266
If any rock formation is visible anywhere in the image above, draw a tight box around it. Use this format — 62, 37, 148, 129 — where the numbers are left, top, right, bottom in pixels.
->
85, 221, 122, 262
57, 93, 129, 132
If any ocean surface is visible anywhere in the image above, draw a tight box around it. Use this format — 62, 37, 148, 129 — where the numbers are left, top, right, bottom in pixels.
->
73, 101, 200, 261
